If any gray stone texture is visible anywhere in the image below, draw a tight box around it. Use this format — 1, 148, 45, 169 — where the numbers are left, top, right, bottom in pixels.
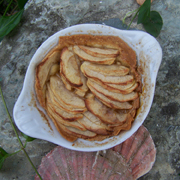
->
0, 0, 180, 179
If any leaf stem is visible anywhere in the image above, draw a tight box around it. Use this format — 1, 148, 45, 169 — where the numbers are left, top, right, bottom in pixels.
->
3, 0, 13, 16
127, 7, 140, 30
0, 86, 42, 180
21, 148, 42, 180
7, 149, 22, 157
24, 141, 27, 149
10, 5, 18, 16
0, 87, 23, 148
123, 8, 140, 24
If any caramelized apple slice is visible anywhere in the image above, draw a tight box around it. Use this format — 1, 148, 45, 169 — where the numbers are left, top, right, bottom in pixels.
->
87, 79, 138, 102
82, 61, 129, 76
83, 111, 113, 131
78, 116, 110, 135
35, 50, 60, 108
49, 75, 86, 109
47, 83, 85, 114
87, 81, 132, 109
58, 123, 97, 139
47, 110, 77, 142
60, 48, 83, 87
49, 64, 60, 76
85, 94, 128, 125
74, 55, 88, 96
89, 78, 138, 94
47, 104, 86, 131
46, 91, 83, 121
81, 65, 134, 85
78, 45, 119, 58
60, 72, 72, 91
73, 45, 115, 65
106, 80, 136, 90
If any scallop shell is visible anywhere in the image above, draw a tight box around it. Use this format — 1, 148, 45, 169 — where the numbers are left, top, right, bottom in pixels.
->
35, 125, 156, 180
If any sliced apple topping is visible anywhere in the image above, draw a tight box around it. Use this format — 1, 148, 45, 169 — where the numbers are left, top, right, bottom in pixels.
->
85, 94, 128, 125
81, 65, 134, 85
78, 45, 119, 58
46, 90, 83, 121
49, 75, 86, 110
89, 78, 138, 94
77, 116, 110, 135
82, 61, 129, 76
60, 48, 83, 87
47, 83, 85, 114
58, 123, 97, 139
87, 81, 133, 109
35, 35, 141, 142
73, 45, 116, 65
87, 79, 138, 102
35, 50, 61, 108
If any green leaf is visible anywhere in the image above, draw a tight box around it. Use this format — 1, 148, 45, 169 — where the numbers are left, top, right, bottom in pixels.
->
142, 11, 163, 37
137, 0, 151, 24
17, 0, 28, 9
0, 156, 6, 170
21, 133, 36, 142
0, 9, 24, 39
0, 147, 10, 170
0, 147, 8, 158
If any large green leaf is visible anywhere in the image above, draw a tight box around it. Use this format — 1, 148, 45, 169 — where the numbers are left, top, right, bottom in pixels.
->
0, 9, 24, 39
137, 0, 151, 24
142, 11, 163, 37
17, 0, 28, 9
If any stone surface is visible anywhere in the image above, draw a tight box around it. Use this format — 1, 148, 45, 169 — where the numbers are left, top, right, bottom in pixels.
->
0, 0, 180, 179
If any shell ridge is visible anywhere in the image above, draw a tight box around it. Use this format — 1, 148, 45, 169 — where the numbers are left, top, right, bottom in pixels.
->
91, 151, 101, 179
42, 147, 65, 180
120, 132, 137, 161
38, 163, 50, 180
130, 135, 155, 170
54, 147, 67, 180
112, 156, 133, 180
82, 152, 88, 180
45, 150, 63, 179
71, 150, 79, 180
103, 150, 120, 180
98, 159, 112, 179
64, 148, 74, 180
85, 152, 93, 180
112, 144, 122, 153
56, 146, 71, 180
127, 132, 150, 165
126, 126, 149, 164
96, 151, 109, 179
77, 151, 84, 180
131, 148, 156, 179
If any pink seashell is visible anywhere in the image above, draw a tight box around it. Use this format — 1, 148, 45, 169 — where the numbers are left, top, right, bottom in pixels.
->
112, 125, 156, 179
35, 125, 156, 180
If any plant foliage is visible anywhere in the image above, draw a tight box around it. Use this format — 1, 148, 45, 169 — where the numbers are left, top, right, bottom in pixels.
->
124, 0, 163, 37
0, 0, 28, 40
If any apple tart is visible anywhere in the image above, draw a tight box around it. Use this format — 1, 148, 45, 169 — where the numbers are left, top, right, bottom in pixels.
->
35, 35, 141, 142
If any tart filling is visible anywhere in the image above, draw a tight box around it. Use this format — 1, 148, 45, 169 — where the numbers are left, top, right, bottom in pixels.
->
35, 35, 141, 142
